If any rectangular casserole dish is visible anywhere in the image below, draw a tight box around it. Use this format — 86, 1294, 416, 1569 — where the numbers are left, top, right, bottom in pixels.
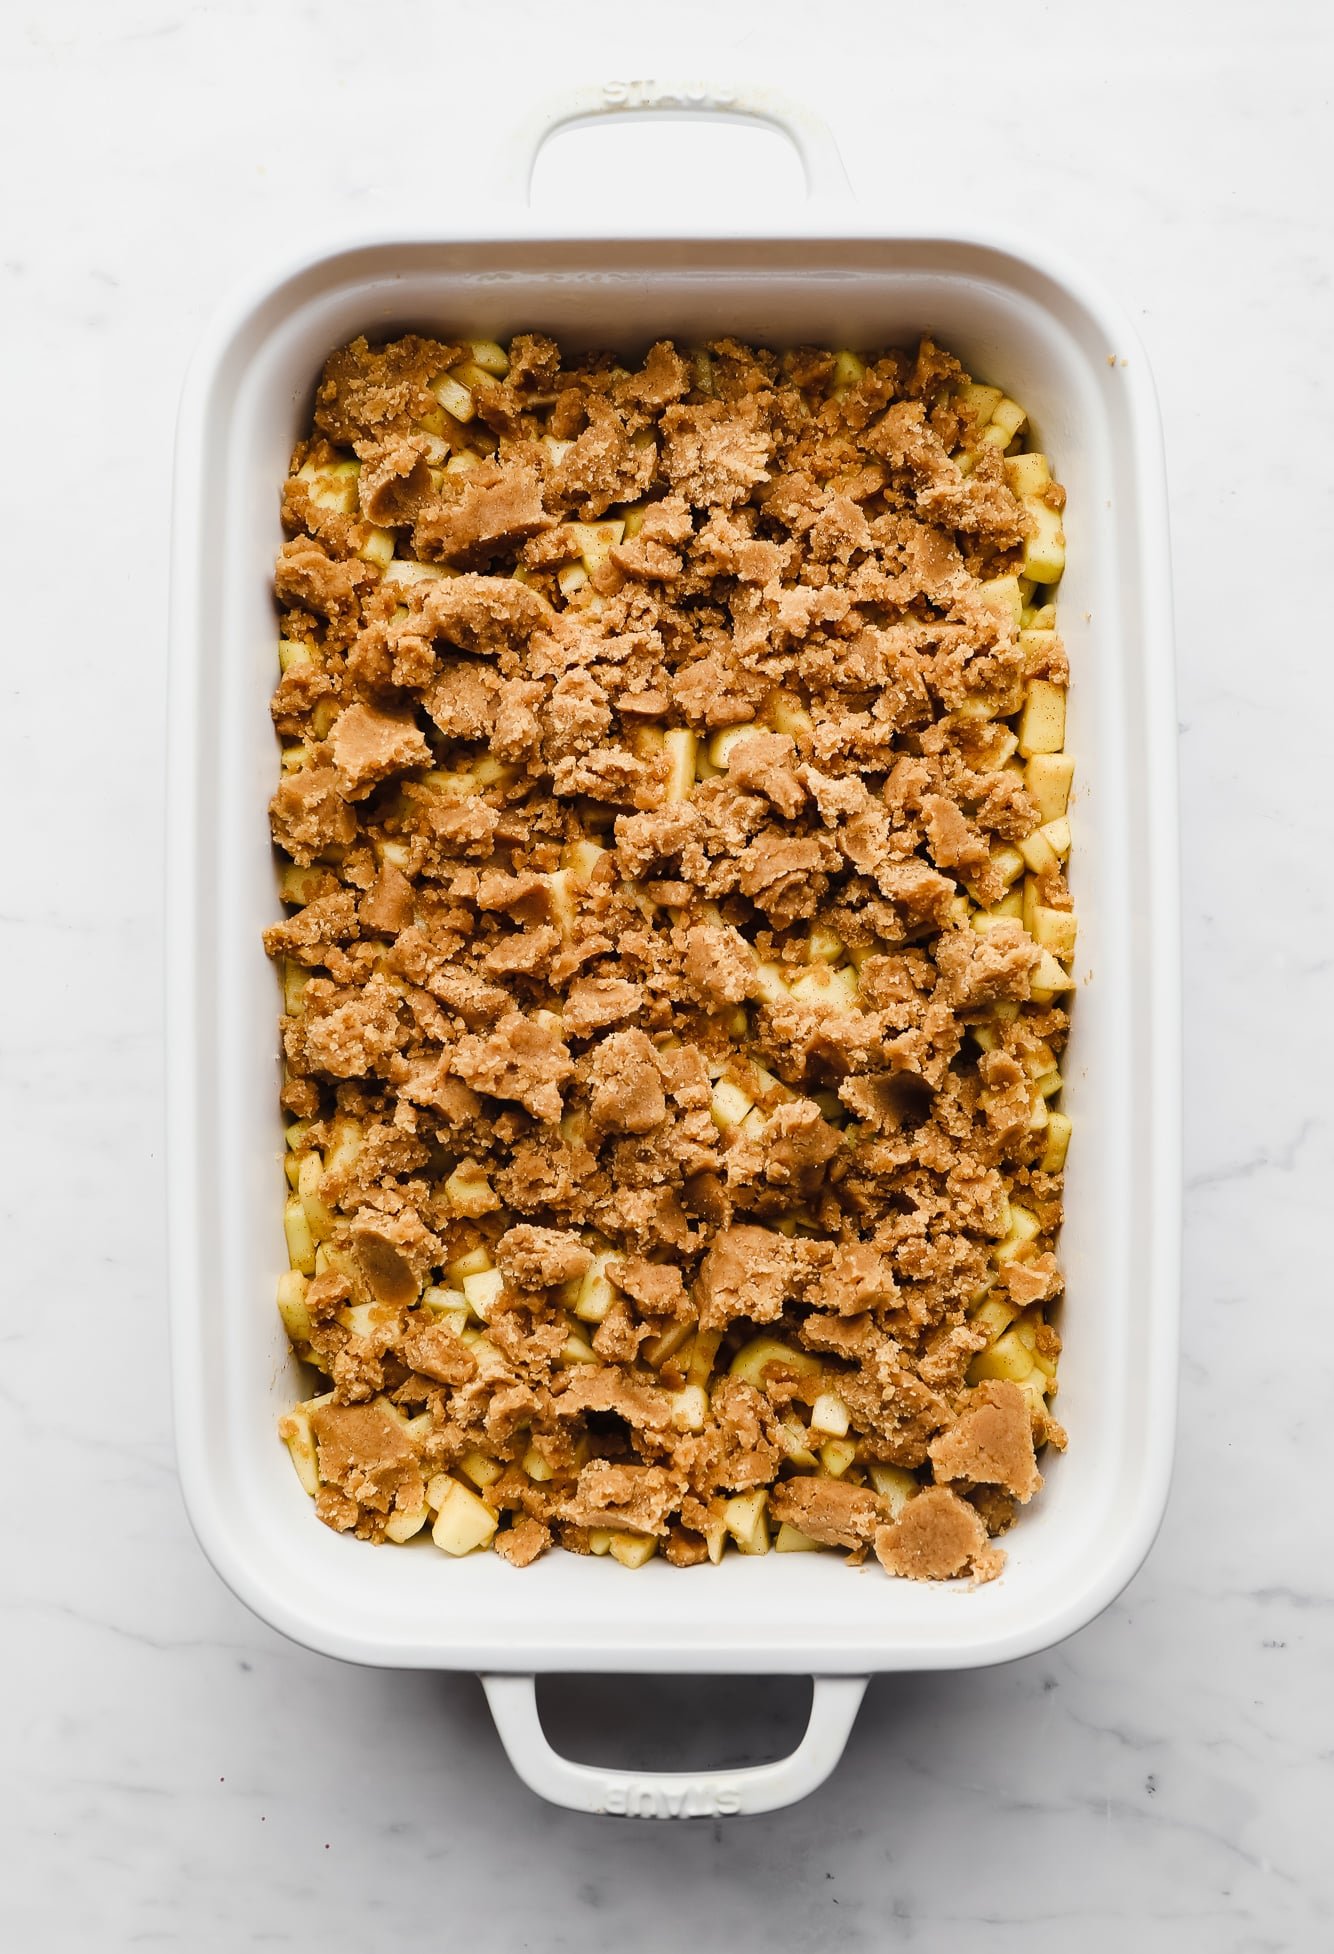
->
167, 89, 1179, 1817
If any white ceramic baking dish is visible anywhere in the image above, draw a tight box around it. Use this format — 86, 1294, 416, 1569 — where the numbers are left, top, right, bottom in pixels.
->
167, 88, 1180, 1818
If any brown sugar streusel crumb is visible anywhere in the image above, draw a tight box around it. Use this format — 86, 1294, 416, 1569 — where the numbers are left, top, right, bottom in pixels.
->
269, 331, 1076, 1582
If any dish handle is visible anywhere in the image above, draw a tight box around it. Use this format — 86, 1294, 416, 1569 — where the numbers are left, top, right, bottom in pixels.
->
481, 1671, 867, 1818
499, 81, 852, 207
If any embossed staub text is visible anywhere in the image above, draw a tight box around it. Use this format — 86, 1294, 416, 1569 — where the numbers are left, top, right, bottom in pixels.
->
599, 1778, 743, 1819
600, 81, 738, 112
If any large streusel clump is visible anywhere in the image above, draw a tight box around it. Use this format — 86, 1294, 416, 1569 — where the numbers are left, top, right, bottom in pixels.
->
267, 330, 1075, 1580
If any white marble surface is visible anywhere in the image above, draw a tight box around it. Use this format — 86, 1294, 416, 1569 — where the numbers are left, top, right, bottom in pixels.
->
3, 1, 1331, 1945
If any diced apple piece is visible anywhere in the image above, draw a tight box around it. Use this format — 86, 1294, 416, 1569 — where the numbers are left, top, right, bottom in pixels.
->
278, 637, 314, 674
1024, 753, 1075, 822
522, 1444, 555, 1483
706, 722, 757, 769
278, 1405, 320, 1496
276, 1269, 313, 1345
769, 695, 813, 740
381, 558, 448, 586
970, 1293, 1019, 1344
670, 1384, 709, 1432
320, 1116, 362, 1183
990, 844, 1026, 889
970, 1327, 1036, 1385
464, 338, 509, 375
283, 1195, 316, 1275
357, 527, 395, 570
866, 1464, 918, 1517
982, 397, 1027, 447
1016, 1373, 1051, 1424
431, 372, 475, 423
429, 1477, 499, 1555
608, 1532, 658, 1569
1041, 1111, 1072, 1173
296, 457, 360, 513
462, 1267, 505, 1322
972, 889, 1024, 931
282, 962, 311, 1019
830, 348, 866, 393
560, 1327, 599, 1366
809, 1392, 850, 1439
746, 957, 791, 1008
687, 1328, 724, 1388
421, 1286, 469, 1336
1019, 826, 1060, 877
993, 1204, 1041, 1266
1029, 948, 1075, 1001
775, 1522, 823, 1552
1004, 452, 1051, 498
449, 1245, 494, 1283
1024, 502, 1066, 584
374, 839, 412, 875
819, 1438, 858, 1478
958, 380, 1003, 428
1018, 680, 1067, 757
338, 1301, 379, 1340
979, 573, 1023, 634
297, 1151, 334, 1243
723, 1489, 770, 1555
386, 1501, 429, 1543
1041, 816, 1071, 859
789, 967, 835, 1007
423, 765, 482, 803
456, 1450, 503, 1492
562, 838, 607, 883
462, 1336, 507, 1382
574, 1252, 617, 1324
663, 727, 697, 803
642, 1320, 695, 1369
568, 519, 625, 578
806, 925, 845, 965
1031, 906, 1078, 961
729, 1336, 821, 1392
710, 1078, 756, 1130
449, 358, 501, 393
1018, 627, 1060, 678
775, 1415, 820, 1470
279, 1399, 324, 1485
444, 1157, 500, 1217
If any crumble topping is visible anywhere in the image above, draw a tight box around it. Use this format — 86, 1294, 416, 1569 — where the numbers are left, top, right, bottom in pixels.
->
269, 331, 1075, 1580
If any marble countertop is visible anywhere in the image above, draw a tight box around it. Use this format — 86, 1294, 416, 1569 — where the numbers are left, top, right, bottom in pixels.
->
4, 1, 1330, 1946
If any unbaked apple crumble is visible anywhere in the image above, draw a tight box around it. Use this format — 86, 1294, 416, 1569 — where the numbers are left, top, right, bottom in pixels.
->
267, 330, 1075, 1580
